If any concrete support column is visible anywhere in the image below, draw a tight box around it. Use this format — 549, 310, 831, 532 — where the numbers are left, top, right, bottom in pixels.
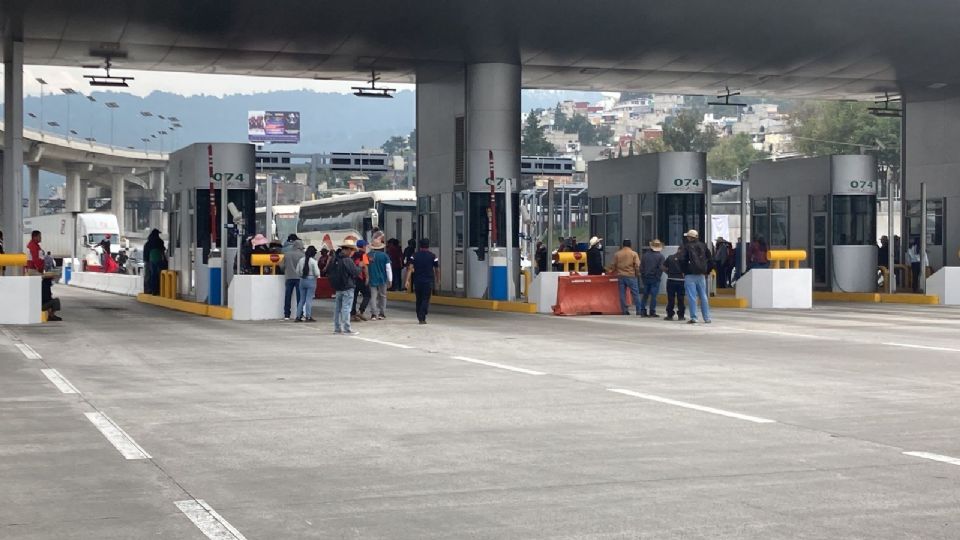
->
464, 63, 521, 298
2, 38, 24, 253
150, 169, 166, 234
64, 169, 82, 213
27, 165, 40, 216
80, 179, 91, 211
111, 173, 126, 235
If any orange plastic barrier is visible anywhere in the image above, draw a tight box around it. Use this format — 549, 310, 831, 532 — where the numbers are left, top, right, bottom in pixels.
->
553, 274, 634, 316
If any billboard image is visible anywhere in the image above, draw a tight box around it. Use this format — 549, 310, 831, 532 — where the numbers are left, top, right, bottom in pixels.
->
248, 111, 300, 143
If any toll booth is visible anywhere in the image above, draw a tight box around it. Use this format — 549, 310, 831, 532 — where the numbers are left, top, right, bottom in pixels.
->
587, 152, 706, 259
166, 143, 256, 302
747, 155, 878, 292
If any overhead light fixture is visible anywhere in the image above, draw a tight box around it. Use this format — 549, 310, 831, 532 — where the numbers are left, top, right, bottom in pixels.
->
47, 121, 60, 127
61, 88, 77, 95
86, 95, 96, 102
708, 86, 747, 108
168, 116, 180, 122
352, 69, 396, 98
83, 57, 134, 88
140, 111, 153, 117
105, 102, 119, 109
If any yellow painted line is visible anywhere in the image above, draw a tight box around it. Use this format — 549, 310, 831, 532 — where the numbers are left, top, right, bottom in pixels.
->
206, 305, 234, 319
710, 296, 748, 308
386, 291, 537, 313
813, 291, 881, 303
879, 293, 939, 305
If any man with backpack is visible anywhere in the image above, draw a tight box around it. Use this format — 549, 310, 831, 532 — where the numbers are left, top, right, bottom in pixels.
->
714, 236, 733, 288
676, 229, 712, 324
326, 240, 361, 335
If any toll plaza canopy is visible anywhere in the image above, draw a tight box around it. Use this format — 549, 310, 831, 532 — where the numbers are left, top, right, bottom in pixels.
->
1, 0, 960, 100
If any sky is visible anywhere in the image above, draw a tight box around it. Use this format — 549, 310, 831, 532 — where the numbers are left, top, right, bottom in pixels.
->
9, 65, 415, 98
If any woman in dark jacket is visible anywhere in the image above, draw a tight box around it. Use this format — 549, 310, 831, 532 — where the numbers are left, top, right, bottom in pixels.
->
143, 229, 165, 294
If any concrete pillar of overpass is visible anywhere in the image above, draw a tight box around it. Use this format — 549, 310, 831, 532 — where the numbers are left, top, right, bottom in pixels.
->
79, 179, 91, 211
64, 168, 82, 213
149, 169, 166, 234
111, 173, 126, 236
2, 37, 24, 253
465, 63, 521, 298
27, 165, 40, 216
903, 95, 960, 268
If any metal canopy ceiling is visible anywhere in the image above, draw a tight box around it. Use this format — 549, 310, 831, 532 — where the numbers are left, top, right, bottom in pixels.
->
3, 0, 960, 100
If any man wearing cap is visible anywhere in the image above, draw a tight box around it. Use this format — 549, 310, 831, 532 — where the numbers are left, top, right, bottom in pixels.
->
281, 235, 304, 320
676, 229, 713, 324
605, 239, 642, 316
405, 238, 440, 324
367, 238, 392, 320
586, 236, 604, 275
639, 239, 666, 317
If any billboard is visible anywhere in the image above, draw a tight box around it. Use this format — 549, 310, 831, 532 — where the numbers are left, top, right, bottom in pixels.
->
248, 111, 300, 143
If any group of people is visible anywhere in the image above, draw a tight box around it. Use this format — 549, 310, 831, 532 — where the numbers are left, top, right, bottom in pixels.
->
281, 232, 440, 332
605, 230, 714, 323
878, 234, 930, 292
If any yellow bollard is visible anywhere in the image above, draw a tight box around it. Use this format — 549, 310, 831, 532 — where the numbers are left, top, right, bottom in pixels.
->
251, 253, 284, 275
0, 253, 28, 275
554, 251, 588, 273
767, 250, 807, 269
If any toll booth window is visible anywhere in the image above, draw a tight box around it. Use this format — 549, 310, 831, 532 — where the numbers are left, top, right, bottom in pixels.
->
417, 196, 440, 247
907, 199, 944, 245
770, 197, 789, 248
468, 193, 519, 248
832, 195, 876, 246
605, 196, 622, 246
590, 197, 605, 241
658, 194, 704, 246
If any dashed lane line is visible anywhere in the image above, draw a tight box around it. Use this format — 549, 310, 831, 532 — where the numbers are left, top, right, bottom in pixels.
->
356, 337, 414, 349
15, 343, 42, 360
175, 499, 248, 540
41, 368, 80, 394
883, 342, 960, 353
902, 451, 960, 467
452, 356, 546, 376
608, 388, 777, 424
84, 412, 152, 460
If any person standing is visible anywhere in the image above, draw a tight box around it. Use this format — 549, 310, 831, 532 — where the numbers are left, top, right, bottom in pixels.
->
586, 236, 604, 275
26, 230, 62, 321
351, 239, 371, 321
908, 237, 929, 292
405, 238, 440, 324
535, 241, 547, 275
367, 238, 393, 320
294, 246, 321, 322
677, 229, 712, 324
282, 238, 305, 320
639, 239, 665, 317
661, 250, 686, 321
327, 240, 361, 335
143, 229, 165, 295
606, 239, 641, 316
714, 236, 733, 288
386, 238, 404, 290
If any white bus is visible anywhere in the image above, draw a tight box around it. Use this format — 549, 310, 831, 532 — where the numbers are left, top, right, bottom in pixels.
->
255, 205, 300, 241
297, 190, 416, 250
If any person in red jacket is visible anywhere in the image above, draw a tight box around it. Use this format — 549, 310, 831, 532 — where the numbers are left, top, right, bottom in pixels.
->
26, 230, 62, 321
26, 230, 45, 273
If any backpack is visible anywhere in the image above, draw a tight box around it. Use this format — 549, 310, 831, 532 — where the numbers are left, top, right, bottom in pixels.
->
686, 243, 711, 275
326, 253, 349, 291
715, 242, 729, 263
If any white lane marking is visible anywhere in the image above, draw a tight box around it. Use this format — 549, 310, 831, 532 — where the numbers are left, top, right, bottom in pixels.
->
608, 388, 776, 424
883, 342, 960, 353
452, 356, 546, 376
356, 337, 413, 349
0, 327, 16, 340
41, 368, 80, 394
15, 343, 42, 360
903, 451, 960, 467
84, 412, 152, 460
175, 499, 248, 540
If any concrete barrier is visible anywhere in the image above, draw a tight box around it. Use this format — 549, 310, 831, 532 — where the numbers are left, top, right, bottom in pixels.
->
529, 272, 564, 314
228, 274, 286, 320
736, 269, 812, 309
68, 271, 143, 296
0, 276, 43, 324
927, 267, 960, 305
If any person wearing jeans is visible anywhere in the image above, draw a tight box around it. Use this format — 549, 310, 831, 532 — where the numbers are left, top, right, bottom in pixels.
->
366, 239, 392, 319
334, 288, 356, 333
330, 240, 361, 334
606, 239, 642, 315
282, 239, 305, 320
677, 229, 712, 324
295, 246, 321, 322
405, 238, 440, 324
639, 239, 665, 317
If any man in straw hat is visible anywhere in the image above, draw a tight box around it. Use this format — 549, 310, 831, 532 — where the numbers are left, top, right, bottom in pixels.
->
639, 239, 666, 317
586, 236, 604, 275
328, 239, 362, 335
676, 229, 713, 324
367, 237, 392, 320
